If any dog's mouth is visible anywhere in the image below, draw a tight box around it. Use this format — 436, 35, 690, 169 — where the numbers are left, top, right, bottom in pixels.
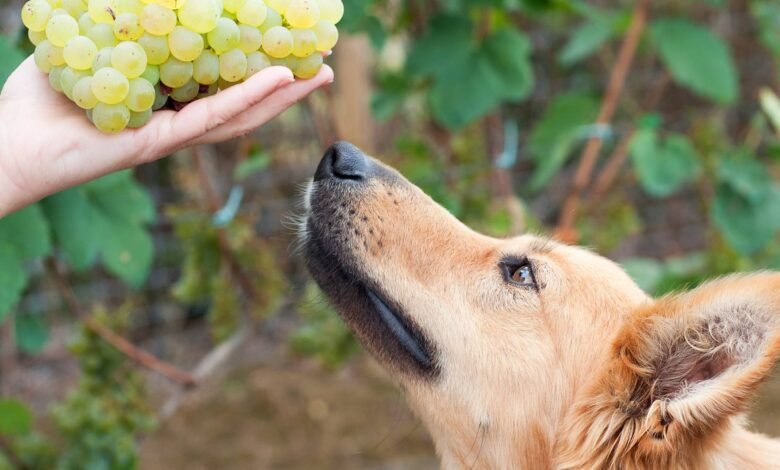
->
365, 289, 434, 370
304, 231, 438, 377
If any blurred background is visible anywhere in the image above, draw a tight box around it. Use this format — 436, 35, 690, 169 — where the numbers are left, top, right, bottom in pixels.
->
2, 0, 780, 468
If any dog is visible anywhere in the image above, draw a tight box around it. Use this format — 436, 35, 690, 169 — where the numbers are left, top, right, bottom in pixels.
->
300, 141, 780, 469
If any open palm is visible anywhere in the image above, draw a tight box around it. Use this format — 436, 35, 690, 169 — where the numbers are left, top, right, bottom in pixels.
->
0, 56, 333, 216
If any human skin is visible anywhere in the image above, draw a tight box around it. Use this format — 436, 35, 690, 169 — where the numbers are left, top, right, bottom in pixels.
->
0, 56, 334, 217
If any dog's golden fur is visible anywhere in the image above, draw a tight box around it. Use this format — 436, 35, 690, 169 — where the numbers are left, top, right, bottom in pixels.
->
303, 146, 780, 469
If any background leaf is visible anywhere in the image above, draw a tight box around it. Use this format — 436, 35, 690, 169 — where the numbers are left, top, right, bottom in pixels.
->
0, 36, 25, 90
14, 313, 50, 355
0, 399, 33, 436
0, 244, 27, 323
630, 131, 701, 197
651, 18, 738, 104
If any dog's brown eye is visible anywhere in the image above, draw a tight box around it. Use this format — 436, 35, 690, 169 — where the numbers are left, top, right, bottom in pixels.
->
512, 265, 534, 285
501, 258, 537, 288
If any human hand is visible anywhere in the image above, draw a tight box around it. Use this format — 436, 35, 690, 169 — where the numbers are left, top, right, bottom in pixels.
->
0, 56, 334, 217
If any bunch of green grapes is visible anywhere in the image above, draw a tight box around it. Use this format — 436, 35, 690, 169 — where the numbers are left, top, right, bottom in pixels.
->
21, 0, 342, 133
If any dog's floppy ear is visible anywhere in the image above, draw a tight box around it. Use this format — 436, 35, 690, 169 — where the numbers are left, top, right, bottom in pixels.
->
557, 274, 780, 469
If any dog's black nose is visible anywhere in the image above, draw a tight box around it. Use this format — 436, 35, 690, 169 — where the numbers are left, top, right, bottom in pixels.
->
314, 141, 369, 182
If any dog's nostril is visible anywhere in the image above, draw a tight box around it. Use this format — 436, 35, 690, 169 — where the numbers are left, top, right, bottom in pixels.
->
315, 141, 369, 182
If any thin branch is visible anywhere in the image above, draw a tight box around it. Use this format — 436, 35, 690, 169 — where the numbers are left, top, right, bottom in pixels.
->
554, 0, 651, 243
590, 129, 635, 200
191, 146, 262, 305
45, 258, 197, 387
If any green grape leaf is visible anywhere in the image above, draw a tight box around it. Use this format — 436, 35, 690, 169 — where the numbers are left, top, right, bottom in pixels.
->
0, 36, 25, 90
95, 214, 153, 288
527, 93, 599, 191
0, 244, 27, 323
407, 14, 474, 81
650, 18, 738, 104
43, 173, 155, 286
715, 151, 772, 203
712, 185, 780, 255
0, 204, 52, 261
558, 16, 614, 65
0, 399, 33, 436
751, 1, 780, 59
86, 172, 155, 225
14, 313, 50, 355
481, 27, 534, 102
428, 53, 501, 130
630, 131, 700, 197
42, 189, 100, 269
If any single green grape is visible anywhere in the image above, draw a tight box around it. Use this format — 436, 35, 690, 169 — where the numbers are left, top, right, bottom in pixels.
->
265, 0, 288, 14
125, 78, 156, 112
87, 23, 117, 48
92, 46, 113, 71
193, 49, 220, 85
46, 14, 79, 47
92, 67, 130, 104
285, 0, 319, 29
222, 0, 239, 14
293, 52, 321, 79
207, 17, 240, 53
73, 76, 99, 109
34, 40, 55, 72
22, 0, 53, 32
111, 41, 148, 78
140, 64, 160, 84
128, 108, 153, 128
160, 57, 193, 88
245, 51, 271, 78
63, 35, 97, 70
177, 0, 220, 34
219, 48, 247, 82
168, 25, 204, 62
152, 85, 169, 110
140, 3, 175, 35
77, 11, 95, 33
87, 0, 114, 24
317, 0, 342, 23
261, 26, 292, 58
290, 28, 316, 57
312, 20, 337, 51
138, 33, 169, 65
259, 7, 281, 32
48, 66, 65, 92
236, 0, 266, 27
113, 13, 144, 41
112, 0, 142, 15
238, 24, 262, 53
170, 79, 199, 102
93, 102, 131, 133
60, 66, 90, 99
62, 0, 87, 17
28, 28, 47, 45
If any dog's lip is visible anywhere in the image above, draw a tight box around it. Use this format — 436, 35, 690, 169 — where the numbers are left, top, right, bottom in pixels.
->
366, 289, 434, 370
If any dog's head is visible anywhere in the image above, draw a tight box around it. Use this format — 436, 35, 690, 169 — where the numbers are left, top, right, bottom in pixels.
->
301, 142, 780, 468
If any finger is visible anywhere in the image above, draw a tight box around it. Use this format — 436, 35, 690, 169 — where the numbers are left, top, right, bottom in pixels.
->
193, 65, 334, 145
1, 56, 44, 97
142, 66, 295, 157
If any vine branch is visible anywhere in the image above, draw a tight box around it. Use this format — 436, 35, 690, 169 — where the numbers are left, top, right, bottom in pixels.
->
45, 258, 197, 387
554, 0, 651, 243
191, 146, 261, 305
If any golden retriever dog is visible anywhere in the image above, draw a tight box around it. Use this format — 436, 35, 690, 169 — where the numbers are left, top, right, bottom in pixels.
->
301, 141, 780, 469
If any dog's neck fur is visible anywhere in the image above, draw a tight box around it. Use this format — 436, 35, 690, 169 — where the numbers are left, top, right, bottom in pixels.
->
413, 399, 780, 469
